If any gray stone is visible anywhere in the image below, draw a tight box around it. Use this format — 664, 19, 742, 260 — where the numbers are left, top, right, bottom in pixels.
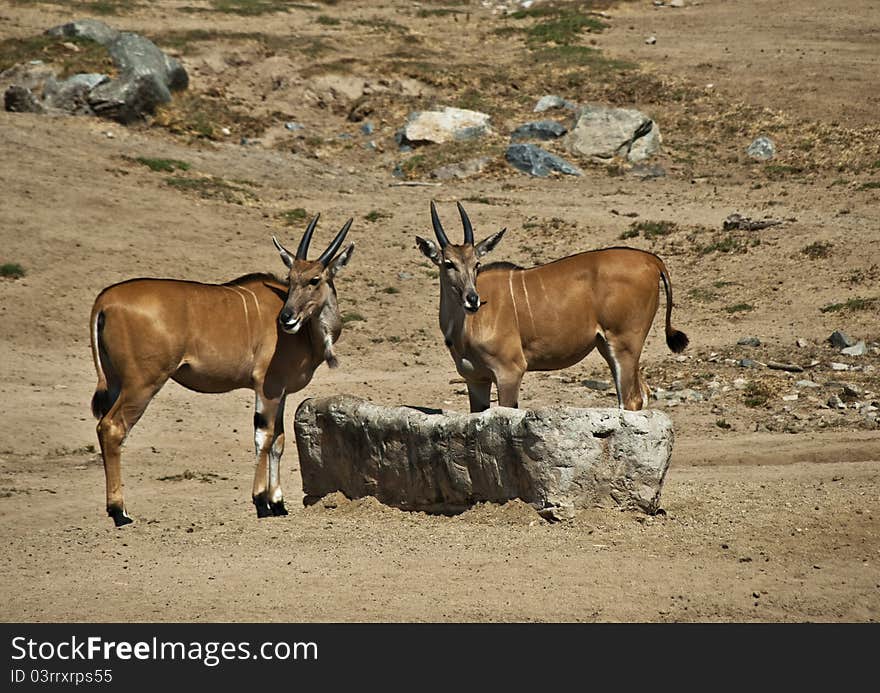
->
294, 395, 674, 516
747, 136, 776, 161
795, 380, 821, 388
284, 121, 304, 131
737, 336, 761, 347
360, 121, 374, 135
738, 358, 762, 369
431, 156, 492, 180
628, 163, 666, 179
767, 361, 804, 373
108, 33, 188, 92
402, 106, 491, 145
829, 330, 856, 348
564, 105, 661, 163
830, 362, 851, 371
46, 19, 120, 46
505, 143, 582, 177
796, 338, 809, 348
87, 73, 170, 123
42, 73, 109, 113
510, 120, 567, 142
841, 341, 867, 356
534, 94, 576, 113
827, 395, 846, 409
3, 85, 44, 113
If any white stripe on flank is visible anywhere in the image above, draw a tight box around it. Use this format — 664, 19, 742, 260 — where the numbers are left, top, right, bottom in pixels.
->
520, 272, 535, 334
507, 272, 521, 334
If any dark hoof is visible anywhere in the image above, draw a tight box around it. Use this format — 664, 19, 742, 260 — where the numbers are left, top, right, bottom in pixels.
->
108, 507, 133, 527
270, 500, 288, 517
254, 498, 273, 518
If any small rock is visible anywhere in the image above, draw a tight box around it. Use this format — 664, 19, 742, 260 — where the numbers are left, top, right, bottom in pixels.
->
669, 0, 686, 6
841, 341, 867, 356
505, 143, 582, 177
737, 336, 761, 347
284, 121, 304, 131
767, 361, 804, 373
360, 121, 374, 136
397, 272, 414, 281
829, 330, 856, 349
402, 106, 492, 145
781, 394, 799, 402
510, 120, 567, 142
841, 384, 863, 402
431, 156, 492, 180
738, 358, 762, 369
796, 338, 808, 348
582, 379, 611, 391
646, 36, 657, 45
533, 95, 576, 113
827, 395, 846, 409
747, 136, 776, 161
220, 127, 231, 136
830, 362, 850, 371
3, 85, 44, 114
795, 380, 820, 388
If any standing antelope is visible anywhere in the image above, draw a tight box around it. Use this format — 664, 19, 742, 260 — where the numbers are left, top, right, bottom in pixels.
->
415, 201, 688, 413
89, 215, 354, 526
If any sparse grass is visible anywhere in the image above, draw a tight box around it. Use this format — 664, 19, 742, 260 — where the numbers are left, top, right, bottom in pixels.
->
713, 280, 739, 288
618, 228, 639, 240
351, 17, 407, 32
341, 311, 366, 324
0, 34, 114, 77
687, 288, 719, 303
857, 181, 880, 190
743, 382, 774, 408
0, 263, 26, 279
381, 287, 400, 294
157, 470, 226, 483
764, 164, 805, 179
699, 235, 747, 255
152, 92, 270, 141
724, 303, 753, 314
364, 210, 392, 223
820, 297, 878, 314
801, 241, 833, 259
154, 29, 330, 57
715, 418, 732, 430
204, 0, 296, 15
530, 45, 631, 72
316, 15, 340, 25
845, 265, 879, 284
629, 220, 678, 240
132, 157, 191, 173
165, 176, 257, 205
280, 208, 309, 225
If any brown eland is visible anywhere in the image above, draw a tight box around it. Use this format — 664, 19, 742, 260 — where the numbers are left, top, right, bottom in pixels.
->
89, 215, 354, 526
415, 201, 688, 412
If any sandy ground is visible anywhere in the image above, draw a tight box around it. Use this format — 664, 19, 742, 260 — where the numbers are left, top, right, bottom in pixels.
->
0, 0, 878, 622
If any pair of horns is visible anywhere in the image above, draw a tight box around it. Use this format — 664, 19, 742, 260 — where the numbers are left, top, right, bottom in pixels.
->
273, 214, 352, 267
430, 200, 473, 248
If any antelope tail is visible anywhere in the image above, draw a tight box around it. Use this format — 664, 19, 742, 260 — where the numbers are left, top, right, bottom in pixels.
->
659, 266, 689, 353
90, 308, 117, 419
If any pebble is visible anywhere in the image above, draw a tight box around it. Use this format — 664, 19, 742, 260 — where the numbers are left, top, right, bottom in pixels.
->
828, 395, 846, 409
796, 338, 808, 348
830, 362, 851, 371
767, 361, 804, 373
645, 36, 657, 45
284, 122, 304, 131
781, 394, 799, 402
841, 341, 867, 356
733, 378, 748, 390
737, 336, 761, 347
795, 380, 820, 388
581, 379, 611, 391
739, 358, 762, 369
829, 330, 856, 349
746, 136, 776, 161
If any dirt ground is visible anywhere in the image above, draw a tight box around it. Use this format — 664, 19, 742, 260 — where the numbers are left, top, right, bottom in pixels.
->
0, 0, 878, 622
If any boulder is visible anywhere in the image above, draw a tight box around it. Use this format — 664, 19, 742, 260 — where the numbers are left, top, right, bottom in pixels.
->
505, 143, 582, 177
294, 395, 674, 518
402, 106, 491, 145
533, 94, 577, 113
747, 135, 776, 161
564, 105, 661, 162
45, 19, 120, 46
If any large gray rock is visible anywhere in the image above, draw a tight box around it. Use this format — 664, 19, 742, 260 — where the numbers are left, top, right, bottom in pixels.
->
402, 106, 491, 145
43, 73, 109, 114
564, 105, 661, 162
510, 120, 567, 142
108, 32, 188, 92
45, 19, 120, 46
294, 395, 674, 518
505, 143, 582, 177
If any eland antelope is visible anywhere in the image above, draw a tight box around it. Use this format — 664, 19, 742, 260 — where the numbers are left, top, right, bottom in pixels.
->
89, 215, 354, 526
416, 201, 688, 412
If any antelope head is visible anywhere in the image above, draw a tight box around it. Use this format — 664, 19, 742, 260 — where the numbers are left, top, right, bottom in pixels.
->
272, 215, 355, 336
415, 201, 506, 313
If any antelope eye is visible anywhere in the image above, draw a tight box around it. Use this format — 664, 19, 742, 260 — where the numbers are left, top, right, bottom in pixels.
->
475, 262, 482, 273
309, 277, 320, 286
443, 261, 455, 270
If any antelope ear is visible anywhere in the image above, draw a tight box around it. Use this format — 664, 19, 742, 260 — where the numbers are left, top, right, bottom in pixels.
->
475, 228, 506, 258
415, 236, 440, 265
327, 242, 355, 278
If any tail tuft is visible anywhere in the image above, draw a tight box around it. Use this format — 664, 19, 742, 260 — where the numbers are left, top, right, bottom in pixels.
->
91, 388, 113, 419
666, 329, 689, 353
